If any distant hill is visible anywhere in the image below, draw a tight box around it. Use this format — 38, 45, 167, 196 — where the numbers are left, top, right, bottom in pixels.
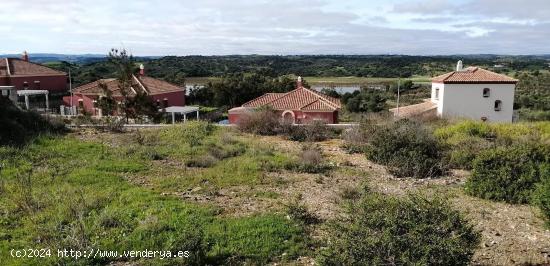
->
0, 53, 161, 64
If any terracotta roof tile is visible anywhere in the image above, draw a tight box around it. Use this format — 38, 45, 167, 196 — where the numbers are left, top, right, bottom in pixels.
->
432, 67, 517, 84
73, 75, 184, 97
242, 93, 285, 107
0, 58, 66, 77
242, 86, 341, 111
389, 100, 437, 117
138, 76, 184, 95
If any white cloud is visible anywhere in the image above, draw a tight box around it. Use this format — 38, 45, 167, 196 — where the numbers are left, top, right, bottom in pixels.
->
0, 0, 549, 55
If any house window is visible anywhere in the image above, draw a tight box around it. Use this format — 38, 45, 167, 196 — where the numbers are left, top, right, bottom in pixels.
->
78, 99, 84, 109
494, 100, 502, 111
483, 88, 490, 97
434, 88, 440, 100
34, 81, 41, 90
92, 100, 97, 108
156, 100, 161, 108
163, 98, 169, 108
23, 81, 29, 90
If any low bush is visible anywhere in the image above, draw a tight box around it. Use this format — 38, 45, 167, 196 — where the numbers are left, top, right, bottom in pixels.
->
236, 107, 280, 135
0, 97, 66, 146
319, 193, 481, 265
159, 121, 215, 147
465, 144, 549, 204
533, 165, 550, 225
366, 119, 446, 178
285, 201, 319, 225
186, 155, 219, 168
293, 144, 332, 173
341, 125, 371, 153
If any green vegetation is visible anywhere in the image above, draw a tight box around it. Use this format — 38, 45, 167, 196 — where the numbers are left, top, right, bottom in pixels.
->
365, 119, 447, 178
236, 108, 337, 142
319, 192, 481, 265
533, 168, 550, 225
188, 73, 305, 107
465, 144, 549, 204
435, 120, 550, 169
515, 72, 550, 121
0, 97, 65, 146
51, 55, 550, 88
0, 122, 309, 265
436, 120, 550, 224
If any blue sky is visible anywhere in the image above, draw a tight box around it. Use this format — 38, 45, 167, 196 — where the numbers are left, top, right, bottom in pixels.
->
1, 0, 549, 55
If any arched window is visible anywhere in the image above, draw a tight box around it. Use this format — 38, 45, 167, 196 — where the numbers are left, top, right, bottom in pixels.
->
434, 87, 440, 100
483, 88, 490, 97
494, 100, 502, 111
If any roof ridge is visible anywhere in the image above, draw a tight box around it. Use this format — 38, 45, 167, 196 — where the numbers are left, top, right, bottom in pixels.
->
5, 58, 11, 76
242, 89, 291, 107
302, 86, 341, 109
133, 75, 149, 95
300, 99, 337, 110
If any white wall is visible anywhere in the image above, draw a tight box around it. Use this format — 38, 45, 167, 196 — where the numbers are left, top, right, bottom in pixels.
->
431, 83, 445, 116
431, 83, 515, 122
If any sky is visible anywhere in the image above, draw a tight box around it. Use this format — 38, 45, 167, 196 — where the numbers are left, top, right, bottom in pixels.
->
1, 0, 549, 56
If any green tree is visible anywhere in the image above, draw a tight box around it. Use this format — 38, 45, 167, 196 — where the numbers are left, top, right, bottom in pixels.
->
96, 81, 117, 116
108, 48, 135, 121
344, 90, 386, 113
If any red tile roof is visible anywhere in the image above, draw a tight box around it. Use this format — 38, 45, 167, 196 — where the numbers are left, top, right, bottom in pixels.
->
242, 86, 341, 111
432, 67, 518, 84
73, 75, 184, 97
389, 100, 437, 117
0, 58, 66, 77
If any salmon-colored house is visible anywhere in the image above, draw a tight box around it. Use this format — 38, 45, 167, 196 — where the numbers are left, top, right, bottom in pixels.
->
63, 65, 185, 116
228, 77, 341, 124
0, 52, 67, 93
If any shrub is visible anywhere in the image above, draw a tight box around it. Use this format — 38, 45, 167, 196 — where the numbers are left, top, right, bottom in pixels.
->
465, 144, 549, 204
278, 120, 334, 142
285, 201, 319, 225
159, 121, 215, 147
294, 144, 331, 173
341, 126, 370, 153
319, 193, 481, 265
366, 119, 446, 178
186, 155, 219, 168
533, 165, 550, 225
237, 107, 280, 135
0, 97, 66, 146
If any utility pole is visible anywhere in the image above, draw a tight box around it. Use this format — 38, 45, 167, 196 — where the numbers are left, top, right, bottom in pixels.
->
69, 68, 73, 115
396, 78, 401, 117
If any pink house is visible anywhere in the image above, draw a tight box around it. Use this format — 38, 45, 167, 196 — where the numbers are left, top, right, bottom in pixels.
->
0, 52, 67, 93
63, 65, 185, 116
228, 77, 341, 124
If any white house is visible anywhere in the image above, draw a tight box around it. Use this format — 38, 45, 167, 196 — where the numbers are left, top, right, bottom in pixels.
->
391, 61, 518, 122
430, 61, 518, 122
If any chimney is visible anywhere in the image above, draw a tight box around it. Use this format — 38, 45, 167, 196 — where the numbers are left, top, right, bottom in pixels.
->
456, 60, 463, 71
139, 64, 145, 76
22, 51, 29, 62
296, 76, 303, 88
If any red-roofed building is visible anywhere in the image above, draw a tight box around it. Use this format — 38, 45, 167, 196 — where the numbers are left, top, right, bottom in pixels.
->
392, 61, 518, 122
63, 64, 185, 116
0, 52, 67, 93
228, 77, 341, 124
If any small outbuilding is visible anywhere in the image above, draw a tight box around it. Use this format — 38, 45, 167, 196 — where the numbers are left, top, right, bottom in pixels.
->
228, 77, 341, 124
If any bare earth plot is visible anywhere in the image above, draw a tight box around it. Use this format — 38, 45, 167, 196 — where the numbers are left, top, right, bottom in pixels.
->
76, 130, 550, 265
253, 136, 550, 266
